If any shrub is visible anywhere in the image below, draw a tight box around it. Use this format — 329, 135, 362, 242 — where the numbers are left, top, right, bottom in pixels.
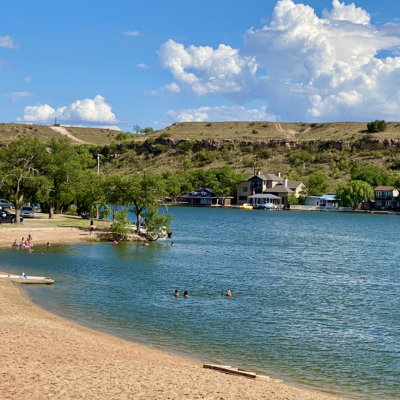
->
243, 156, 255, 168
157, 132, 171, 140
178, 140, 197, 152
153, 144, 169, 155
289, 151, 313, 166
370, 150, 382, 158
242, 145, 254, 153
262, 123, 269, 128
205, 123, 212, 127
116, 132, 131, 141
252, 130, 258, 134
248, 122, 255, 127
258, 149, 273, 159
146, 138, 155, 145
193, 150, 217, 165
367, 120, 387, 133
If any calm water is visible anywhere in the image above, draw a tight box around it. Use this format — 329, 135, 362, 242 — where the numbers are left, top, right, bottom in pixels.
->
1, 207, 400, 400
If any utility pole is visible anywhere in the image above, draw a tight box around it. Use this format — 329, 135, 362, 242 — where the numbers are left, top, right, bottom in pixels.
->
97, 154, 101, 174
253, 157, 257, 176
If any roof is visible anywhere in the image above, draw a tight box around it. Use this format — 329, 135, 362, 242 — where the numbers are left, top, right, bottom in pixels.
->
249, 174, 303, 189
247, 194, 281, 199
308, 195, 338, 200
263, 185, 294, 194
374, 186, 397, 191
180, 188, 233, 199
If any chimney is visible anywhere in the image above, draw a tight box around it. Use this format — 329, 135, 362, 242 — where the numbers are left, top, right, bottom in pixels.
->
276, 171, 281, 177
283, 178, 288, 187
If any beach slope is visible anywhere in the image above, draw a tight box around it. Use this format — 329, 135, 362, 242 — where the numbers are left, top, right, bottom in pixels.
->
0, 279, 345, 400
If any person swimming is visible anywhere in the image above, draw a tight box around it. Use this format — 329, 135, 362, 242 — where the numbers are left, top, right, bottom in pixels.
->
183, 291, 189, 298
173, 290, 179, 297
171, 241, 175, 247
226, 289, 232, 297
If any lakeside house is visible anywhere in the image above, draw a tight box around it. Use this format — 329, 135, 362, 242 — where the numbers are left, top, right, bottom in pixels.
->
179, 188, 233, 206
236, 171, 305, 205
305, 195, 339, 208
374, 186, 399, 209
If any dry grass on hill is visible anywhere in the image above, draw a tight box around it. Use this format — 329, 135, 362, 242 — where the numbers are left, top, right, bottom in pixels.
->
150, 121, 400, 141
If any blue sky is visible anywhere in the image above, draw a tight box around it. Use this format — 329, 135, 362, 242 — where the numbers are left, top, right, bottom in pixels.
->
1, 0, 400, 131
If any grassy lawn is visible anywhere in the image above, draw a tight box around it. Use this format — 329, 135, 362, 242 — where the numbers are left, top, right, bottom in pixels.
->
0, 213, 112, 230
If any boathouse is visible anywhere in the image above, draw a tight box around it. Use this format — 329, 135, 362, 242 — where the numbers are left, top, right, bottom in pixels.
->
180, 188, 233, 206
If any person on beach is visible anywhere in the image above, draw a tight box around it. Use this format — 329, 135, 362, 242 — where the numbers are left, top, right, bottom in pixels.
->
183, 291, 189, 298
89, 221, 95, 235
20, 272, 27, 279
173, 290, 179, 297
27, 234, 32, 246
12, 239, 19, 247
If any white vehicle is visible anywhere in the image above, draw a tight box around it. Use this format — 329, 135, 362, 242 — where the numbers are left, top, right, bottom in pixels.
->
20, 206, 34, 218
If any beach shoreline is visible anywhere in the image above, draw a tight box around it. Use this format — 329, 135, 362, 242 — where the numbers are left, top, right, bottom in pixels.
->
0, 269, 348, 400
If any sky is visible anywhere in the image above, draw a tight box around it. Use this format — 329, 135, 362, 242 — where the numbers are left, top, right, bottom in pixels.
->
2, 0, 400, 131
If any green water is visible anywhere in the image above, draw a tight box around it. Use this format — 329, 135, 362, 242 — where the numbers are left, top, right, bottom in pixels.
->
1, 207, 400, 399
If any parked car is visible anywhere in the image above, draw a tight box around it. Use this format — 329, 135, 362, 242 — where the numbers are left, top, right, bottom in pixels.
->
21, 206, 34, 218
0, 210, 23, 223
0, 199, 14, 209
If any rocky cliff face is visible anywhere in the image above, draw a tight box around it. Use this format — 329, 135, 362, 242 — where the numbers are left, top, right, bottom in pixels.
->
150, 137, 400, 151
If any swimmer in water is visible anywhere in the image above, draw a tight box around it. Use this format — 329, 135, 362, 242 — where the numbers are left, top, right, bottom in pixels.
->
183, 291, 189, 298
226, 289, 232, 297
171, 241, 175, 247
173, 290, 179, 297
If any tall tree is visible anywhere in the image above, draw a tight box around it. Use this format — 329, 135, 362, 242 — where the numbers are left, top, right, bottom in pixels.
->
0, 138, 46, 223
306, 172, 330, 196
336, 180, 374, 208
125, 173, 166, 234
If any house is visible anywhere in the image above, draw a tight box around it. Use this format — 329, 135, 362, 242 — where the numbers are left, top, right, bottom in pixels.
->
305, 195, 338, 208
374, 186, 399, 209
180, 188, 233, 206
237, 171, 306, 205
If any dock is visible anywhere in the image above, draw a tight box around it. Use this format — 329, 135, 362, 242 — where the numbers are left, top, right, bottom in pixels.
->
0, 274, 54, 284
203, 364, 282, 382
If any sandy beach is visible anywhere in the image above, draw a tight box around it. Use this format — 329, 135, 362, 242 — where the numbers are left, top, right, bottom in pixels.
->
0, 276, 346, 400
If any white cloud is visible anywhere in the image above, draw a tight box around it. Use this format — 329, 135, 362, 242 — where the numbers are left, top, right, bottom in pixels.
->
124, 31, 140, 36
4, 92, 33, 102
18, 95, 120, 129
136, 63, 151, 69
149, 82, 181, 96
157, 0, 400, 121
165, 105, 275, 124
24, 76, 31, 83
0, 35, 19, 49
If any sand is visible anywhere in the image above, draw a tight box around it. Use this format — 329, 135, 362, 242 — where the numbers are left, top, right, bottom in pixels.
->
0, 277, 347, 400
0, 227, 92, 248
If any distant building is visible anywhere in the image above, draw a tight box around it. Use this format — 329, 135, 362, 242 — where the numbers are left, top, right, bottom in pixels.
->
179, 188, 233, 206
374, 186, 399, 209
237, 171, 306, 205
305, 195, 338, 208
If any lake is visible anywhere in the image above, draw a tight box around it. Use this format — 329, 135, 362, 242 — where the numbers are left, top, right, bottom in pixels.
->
1, 207, 400, 400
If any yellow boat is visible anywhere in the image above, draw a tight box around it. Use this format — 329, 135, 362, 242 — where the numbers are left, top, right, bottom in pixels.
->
237, 204, 253, 209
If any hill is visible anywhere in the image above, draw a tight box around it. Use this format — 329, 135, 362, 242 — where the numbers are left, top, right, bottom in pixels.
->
1, 121, 399, 193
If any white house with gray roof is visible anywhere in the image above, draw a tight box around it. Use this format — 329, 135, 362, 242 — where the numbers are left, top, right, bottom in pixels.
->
236, 171, 306, 205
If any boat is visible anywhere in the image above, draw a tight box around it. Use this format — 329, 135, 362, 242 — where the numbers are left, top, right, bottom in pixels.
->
0, 274, 54, 284
238, 204, 253, 210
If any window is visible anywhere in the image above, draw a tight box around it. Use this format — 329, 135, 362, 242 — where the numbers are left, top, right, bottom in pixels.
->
243, 187, 248, 192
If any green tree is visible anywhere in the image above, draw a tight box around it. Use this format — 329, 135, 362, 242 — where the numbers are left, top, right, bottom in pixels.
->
351, 165, 390, 187
133, 124, 143, 134
367, 120, 387, 133
0, 137, 46, 223
284, 193, 299, 206
336, 180, 374, 208
104, 174, 129, 221
142, 211, 174, 238
306, 172, 330, 196
125, 173, 166, 234
111, 210, 132, 240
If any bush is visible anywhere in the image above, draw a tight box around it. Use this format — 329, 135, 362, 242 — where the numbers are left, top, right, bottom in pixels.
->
153, 144, 169, 155
367, 120, 387, 133
205, 123, 212, 127
193, 150, 217, 165
243, 156, 255, 168
258, 149, 273, 159
289, 151, 313, 166
249, 122, 255, 126
178, 140, 197, 152
251, 130, 258, 134
142, 127, 154, 135
242, 145, 254, 153
370, 150, 382, 158
146, 138, 155, 145
157, 132, 171, 140
116, 132, 131, 141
